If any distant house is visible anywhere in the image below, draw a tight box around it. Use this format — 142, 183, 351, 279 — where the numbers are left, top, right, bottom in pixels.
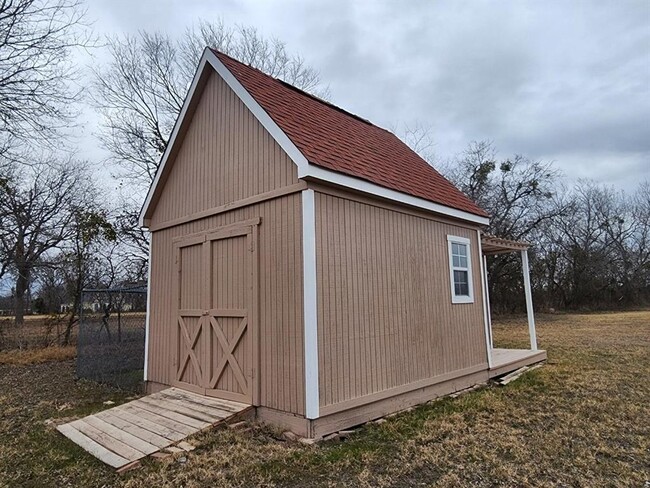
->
139, 49, 546, 438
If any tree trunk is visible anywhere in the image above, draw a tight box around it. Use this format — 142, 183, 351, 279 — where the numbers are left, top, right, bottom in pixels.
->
62, 269, 83, 346
14, 264, 30, 348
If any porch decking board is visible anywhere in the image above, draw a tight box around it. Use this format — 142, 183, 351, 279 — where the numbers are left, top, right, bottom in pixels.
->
489, 348, 547, 378
57, 387, 250, 470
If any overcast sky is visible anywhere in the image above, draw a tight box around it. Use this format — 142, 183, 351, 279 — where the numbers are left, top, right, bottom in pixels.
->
83, 0, 650, 190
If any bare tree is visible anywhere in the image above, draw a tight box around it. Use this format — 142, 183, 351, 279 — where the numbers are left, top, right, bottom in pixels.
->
0, 0, 91, 146
442, 141, 568, 312
0, 157, 90, 340
444, 141, 565, 240
93, 20, 330, 190
59, 206, 116, 345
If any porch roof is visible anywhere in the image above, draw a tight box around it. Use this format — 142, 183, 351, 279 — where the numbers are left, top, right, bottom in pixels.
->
481, 234, 531, 255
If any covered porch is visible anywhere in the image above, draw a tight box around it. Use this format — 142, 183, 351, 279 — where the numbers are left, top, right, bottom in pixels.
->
479, 234, 547, 378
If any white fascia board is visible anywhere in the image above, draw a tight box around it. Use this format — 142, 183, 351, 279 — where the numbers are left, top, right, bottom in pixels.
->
302, 189, 320, 419
139, 47, 489, 229
304, 164, 490, 226
205, 50, 310, 172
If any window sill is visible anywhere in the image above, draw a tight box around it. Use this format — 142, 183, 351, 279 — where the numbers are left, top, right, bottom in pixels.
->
452, 296, 474, 304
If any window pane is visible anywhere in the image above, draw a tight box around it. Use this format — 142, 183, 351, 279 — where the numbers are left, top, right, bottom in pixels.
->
453, 270, 469, 296
452, 243, 459, 255
459, 282, 469, 296
455, 282, 463, 295
457, 243, 467, 257
459, 256, 468, 268
453, 255, 460, 267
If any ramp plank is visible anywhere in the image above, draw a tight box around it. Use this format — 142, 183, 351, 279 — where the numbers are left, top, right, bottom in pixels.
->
57, 423, 130, 469
144, 396, 227, 422
95, 411, 173, 448
70, 419, 145, 461
132, 398, 212, 429
119, 403, 197, 436
83, 416, 160, 454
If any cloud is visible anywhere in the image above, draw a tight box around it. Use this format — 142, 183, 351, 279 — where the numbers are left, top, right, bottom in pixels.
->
87, 0, 650, 189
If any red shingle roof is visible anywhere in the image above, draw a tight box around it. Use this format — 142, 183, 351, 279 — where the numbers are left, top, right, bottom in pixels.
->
213, 50, 488, 218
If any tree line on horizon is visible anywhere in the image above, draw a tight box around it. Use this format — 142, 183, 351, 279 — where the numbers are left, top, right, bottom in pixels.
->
0, 0, 647, 350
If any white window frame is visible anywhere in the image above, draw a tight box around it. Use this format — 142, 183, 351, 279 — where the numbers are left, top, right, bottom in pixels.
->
447, 235, 474, 304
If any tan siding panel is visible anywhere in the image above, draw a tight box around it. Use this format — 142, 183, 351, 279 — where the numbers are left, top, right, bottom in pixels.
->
150, 70, 298, 227
148, 191, 304, 414
315, 192, 487, 409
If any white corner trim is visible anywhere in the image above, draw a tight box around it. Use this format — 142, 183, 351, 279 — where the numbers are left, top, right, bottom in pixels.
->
306, 165, 490, 226
477, 230, 493, 368
447, 235, 475, 304
143, 232, 152, 381
139, 48, 490, 229
302, 189, 320, 419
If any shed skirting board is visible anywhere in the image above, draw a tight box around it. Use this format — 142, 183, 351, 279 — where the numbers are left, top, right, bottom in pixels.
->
255, 407, 311, 438
253, 367, 488, 438
311, 369, 489, 438
319, 364, 487, 416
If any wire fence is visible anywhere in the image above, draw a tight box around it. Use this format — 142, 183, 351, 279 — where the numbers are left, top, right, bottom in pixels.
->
76, 286, 147, 392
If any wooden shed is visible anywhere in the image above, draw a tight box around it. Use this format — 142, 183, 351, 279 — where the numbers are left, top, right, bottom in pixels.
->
139, 48, 546, 438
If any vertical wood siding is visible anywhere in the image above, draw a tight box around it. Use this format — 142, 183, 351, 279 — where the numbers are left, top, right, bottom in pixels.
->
315, 191, 487, 409
150, 70, 299, 227
146, 65, 304, 415
149, 194, 304, 414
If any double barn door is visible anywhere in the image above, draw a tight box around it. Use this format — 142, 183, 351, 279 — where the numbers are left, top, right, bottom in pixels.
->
171, 219, 259, 404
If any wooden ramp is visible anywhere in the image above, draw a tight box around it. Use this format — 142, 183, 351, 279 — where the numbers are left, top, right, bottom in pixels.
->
57, 388, 250, 469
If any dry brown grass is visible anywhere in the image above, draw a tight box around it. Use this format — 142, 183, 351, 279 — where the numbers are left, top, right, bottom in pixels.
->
0, 314, 73, 349
0, 345, 76, 365
0, 311, 648, 487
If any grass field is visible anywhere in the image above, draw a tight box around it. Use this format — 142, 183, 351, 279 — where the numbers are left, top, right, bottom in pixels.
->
0, 311, 648, 487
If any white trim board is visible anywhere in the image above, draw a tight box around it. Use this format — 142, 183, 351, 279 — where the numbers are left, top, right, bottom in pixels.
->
301, 189, 320, 419
305, 166, 489, 226
139, 48, 489, 228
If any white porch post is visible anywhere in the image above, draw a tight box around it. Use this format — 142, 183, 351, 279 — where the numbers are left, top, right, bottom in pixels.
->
482, 254, 493, 348
521, 249, 538, 351
477, 231, 493, 368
